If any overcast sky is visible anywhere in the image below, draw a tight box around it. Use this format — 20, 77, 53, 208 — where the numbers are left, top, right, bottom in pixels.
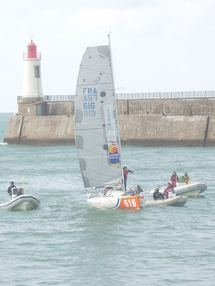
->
0, 0, 215, 112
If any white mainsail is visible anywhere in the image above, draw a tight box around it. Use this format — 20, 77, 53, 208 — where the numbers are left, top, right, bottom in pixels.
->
75, 44, 123, 189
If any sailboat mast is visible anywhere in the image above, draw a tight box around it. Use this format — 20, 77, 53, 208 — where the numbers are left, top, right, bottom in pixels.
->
108, 34, 125, 191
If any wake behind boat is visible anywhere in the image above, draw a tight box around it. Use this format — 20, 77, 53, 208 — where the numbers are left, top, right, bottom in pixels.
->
0, 188, 40, 211
74, 37, 143, 209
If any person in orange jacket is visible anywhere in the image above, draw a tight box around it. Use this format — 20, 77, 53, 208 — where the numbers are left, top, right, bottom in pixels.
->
184, 172, 190, 184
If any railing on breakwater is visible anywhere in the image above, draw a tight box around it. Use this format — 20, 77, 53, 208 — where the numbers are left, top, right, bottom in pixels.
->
44, 95, 74, 101
117, 90, 215, 100
17, 90, 215, 103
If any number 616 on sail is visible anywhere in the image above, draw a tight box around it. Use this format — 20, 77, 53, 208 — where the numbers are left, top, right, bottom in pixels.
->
83, 102, 95, 116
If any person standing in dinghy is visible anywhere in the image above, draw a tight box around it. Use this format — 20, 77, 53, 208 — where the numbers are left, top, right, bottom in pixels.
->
7, 181, 16, 197
183, 172, 189, 184
164, 183, 175, 198
170, 171, 179, 187
123, 167, 134, 190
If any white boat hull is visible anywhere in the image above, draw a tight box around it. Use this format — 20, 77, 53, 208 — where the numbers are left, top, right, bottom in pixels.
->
174, 182, 207, 197
88, 194, 144, 209
0, 195, 41, 211
145, 196, 187, 207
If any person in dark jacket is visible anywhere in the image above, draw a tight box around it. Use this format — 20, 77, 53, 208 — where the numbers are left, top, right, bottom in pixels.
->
7, 181, 16, 196
17, 188, 24, 196
123, 166, 133, 190
153, 188, 164, 200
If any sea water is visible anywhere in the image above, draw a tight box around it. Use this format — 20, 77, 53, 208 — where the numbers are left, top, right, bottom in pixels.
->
0, 113, 215, 285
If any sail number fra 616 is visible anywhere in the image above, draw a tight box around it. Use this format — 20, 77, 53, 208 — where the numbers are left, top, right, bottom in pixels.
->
83, 88, 97, 117
83, 102, 95, 117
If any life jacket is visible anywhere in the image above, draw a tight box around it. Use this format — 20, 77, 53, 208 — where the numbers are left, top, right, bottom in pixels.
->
171, 174, 177, 187
184, 175, 189, 184
165, 184, 174, 198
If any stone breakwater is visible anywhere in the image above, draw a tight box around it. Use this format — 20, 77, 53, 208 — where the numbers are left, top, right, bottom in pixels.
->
4, 115, 75, 145
4, 98, 215, 146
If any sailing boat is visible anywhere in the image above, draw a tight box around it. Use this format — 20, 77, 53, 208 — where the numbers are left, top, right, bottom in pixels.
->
74, 37, 143, 209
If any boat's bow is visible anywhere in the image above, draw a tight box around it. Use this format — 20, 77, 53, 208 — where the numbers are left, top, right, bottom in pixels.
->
174, 182, 207, 197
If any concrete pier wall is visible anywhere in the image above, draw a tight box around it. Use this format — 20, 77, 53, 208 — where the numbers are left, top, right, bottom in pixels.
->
17, 98, 215, 117
4, 98, 215, 146
4, 115, 75, 145
119, 114, 215, 146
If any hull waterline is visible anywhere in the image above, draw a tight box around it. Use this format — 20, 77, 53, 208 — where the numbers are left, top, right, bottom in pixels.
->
88, 194, 144, 209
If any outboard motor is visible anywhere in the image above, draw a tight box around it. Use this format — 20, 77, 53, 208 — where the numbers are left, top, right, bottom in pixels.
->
12, 187, 18, 199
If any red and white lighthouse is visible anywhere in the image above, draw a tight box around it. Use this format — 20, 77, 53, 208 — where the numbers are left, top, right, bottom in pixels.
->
21, 40, 43, 103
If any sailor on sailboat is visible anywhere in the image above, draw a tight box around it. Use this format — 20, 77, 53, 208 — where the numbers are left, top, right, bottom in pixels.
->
74, 36, 143, 209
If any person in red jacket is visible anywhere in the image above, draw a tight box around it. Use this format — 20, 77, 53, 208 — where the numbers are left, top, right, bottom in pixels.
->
170, 171, 178, 187
164, 182, 174, 198
123, 166, 133, 190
